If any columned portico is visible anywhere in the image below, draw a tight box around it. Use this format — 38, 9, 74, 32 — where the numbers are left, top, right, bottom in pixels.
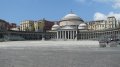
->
57, 30, 77, 40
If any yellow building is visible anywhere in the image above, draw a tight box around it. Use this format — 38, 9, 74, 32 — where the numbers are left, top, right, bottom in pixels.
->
34, 20, 45, 32
20, 20, 34, 31
20, 19, 54, 32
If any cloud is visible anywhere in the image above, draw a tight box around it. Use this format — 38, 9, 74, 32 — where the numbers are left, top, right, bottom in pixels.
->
108, 12, 120, 20
94, 12, 120, 20
92, 0, 111, 3
94, 12, 107, 20
112, 2, 120, 9
75, 0, 120, 9
92, 0, 120, 9
93, 0, 120, 3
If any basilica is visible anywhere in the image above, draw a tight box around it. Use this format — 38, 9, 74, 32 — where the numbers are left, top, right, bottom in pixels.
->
51, 12, 120, 41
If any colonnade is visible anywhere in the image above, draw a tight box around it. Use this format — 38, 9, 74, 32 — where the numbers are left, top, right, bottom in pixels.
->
57, 30, 77, 40
77, 30, 120, 40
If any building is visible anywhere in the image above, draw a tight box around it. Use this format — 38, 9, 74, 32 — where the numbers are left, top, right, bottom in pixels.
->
34, 19, 54, 32
51, 22, 60, 30
106, 16, 117, 29
51, 12, 87, 40
50, 12, 120, 41
10, 27, 20, 31
88, 16, 119, 31
88, 20, 107, 30
43, 19, 54, 32
9, 23, 17, 28
9, 23, 20, 31
1, 11, 120, 42
34, 20, 44, 32
0, 19, 9, 31
20, 20, 35, 31
20, 19, 54, 32
59, 12, 84, 27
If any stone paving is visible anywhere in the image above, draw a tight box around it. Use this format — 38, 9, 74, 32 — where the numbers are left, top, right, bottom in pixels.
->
0, 41, 120, 67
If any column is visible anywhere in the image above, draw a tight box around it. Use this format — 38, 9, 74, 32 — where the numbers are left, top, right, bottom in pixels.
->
65, 31, 66, 39
76, 31, 77, 40
62, 31, 64, 39
60, 31, 61, 39
61, 31, 62, 39
70, 31, 73, 39
58, 31, 59, 39
70, 31, 72, 39
71, 31, 73, 39
63, 31, 65, 39
68, 31, 69, 39
57, 31, 59, 39
73, 31, 75, 39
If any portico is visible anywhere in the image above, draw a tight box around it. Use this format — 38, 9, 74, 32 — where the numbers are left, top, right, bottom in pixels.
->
51, 12, 86, 40
57, 30, 77, 40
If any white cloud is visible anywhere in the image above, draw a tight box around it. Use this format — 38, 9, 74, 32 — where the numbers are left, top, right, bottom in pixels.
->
75, 0, 120, 9
108, 12, 120, 20
94, 12, 120, 20
112, 2, 120, 9
92, 0, 120, 9
94, 12, 107, 20
93, 0, 120, 3
92, 0, 111, 3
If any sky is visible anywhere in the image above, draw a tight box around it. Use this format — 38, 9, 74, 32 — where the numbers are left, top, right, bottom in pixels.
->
0, 0, 120, 24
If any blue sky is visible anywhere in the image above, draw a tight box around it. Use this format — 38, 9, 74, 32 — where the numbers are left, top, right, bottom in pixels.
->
0, 0, 120, 24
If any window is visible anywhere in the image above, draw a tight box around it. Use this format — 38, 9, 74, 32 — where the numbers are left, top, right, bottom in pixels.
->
102, 25, 104, 27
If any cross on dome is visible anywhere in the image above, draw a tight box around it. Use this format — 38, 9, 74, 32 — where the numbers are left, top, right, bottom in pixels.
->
70, 9, 74, 14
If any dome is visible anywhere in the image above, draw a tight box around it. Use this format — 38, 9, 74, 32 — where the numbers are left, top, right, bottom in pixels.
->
78, 27, 85, 29
78, 23, 87, 29
51, 24, 60, 30
60, 12, 84, 26
62, 13, 83, 21
79, 23, 87, 27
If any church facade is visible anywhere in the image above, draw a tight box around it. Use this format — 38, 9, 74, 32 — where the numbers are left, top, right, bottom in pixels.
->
51, 12, 120, 41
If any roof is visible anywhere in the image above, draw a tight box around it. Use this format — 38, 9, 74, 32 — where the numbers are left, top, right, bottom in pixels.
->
61, 13, 83, 21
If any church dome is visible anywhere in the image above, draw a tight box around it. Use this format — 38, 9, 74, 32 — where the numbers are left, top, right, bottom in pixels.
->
79, 23, 87, 27
51, 24, 60, 30
60, 12, 84, 26
78, 23, 87, 29
62, 13, 83, 21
